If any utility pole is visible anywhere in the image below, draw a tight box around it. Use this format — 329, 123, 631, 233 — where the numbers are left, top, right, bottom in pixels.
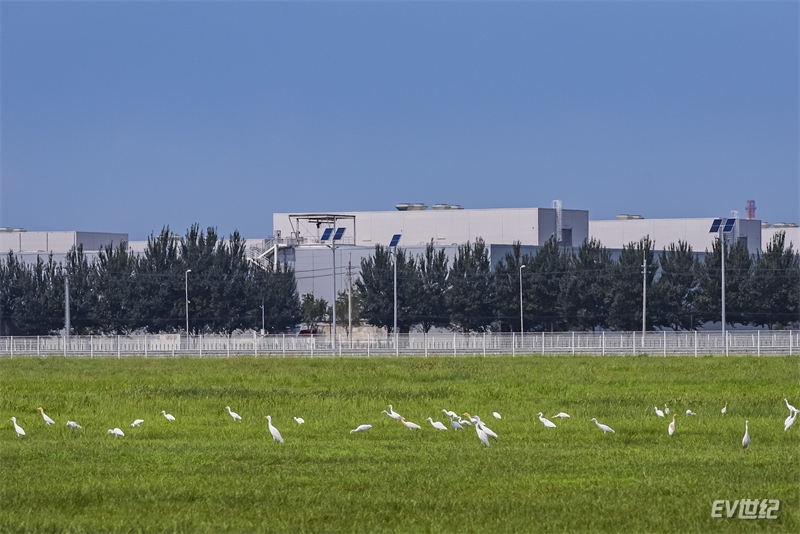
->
720, 226, 727, 356
642, 249, 646, 346
347, 259, 352, 339
65, 274, 71, 340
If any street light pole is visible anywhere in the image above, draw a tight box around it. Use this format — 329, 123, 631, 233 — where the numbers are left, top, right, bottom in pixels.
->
260, 298, 265, 335
720, 226, 727, 356
393, 247, 398, 352
519, 264, 526, 336
185, 269, 191, 336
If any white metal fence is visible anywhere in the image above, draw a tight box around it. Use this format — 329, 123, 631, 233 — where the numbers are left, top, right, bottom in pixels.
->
0, 331, 796, 358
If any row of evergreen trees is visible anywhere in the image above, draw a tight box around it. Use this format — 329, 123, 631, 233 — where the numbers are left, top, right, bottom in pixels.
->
0, 226, 301, 336
350, 233, 798, 333
1, 227, 797, 336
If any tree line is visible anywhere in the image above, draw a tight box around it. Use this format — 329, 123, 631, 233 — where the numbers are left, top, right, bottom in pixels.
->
1, 227, 797, 336
350, 232, 798, 333
0, 225, 301, 336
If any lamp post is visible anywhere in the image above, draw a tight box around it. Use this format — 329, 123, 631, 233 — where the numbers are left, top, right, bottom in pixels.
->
260, 298, 265, 335
519, 264, 526, 336
389, 234, 402, 355
185, 269, 191, 335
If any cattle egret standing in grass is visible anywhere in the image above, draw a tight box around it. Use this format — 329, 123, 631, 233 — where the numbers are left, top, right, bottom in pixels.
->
784, 411, 796, 432
538, 413, 557, 428
293, 417, 305, 425
37, 407, 55, 425
465, 414, 497, 439
742, 420, 750, 449
107, 428, 124, 437
161, 411, 175, 422
442, 409, 458, 419
591, 418, 615, 434
350, 424, 372, 433
131, 419, 144, 427
552, 412, 570, 419
654, 406, 665, 418
400, 417, 421, 430
226, 406, 242, 421
449, 418, 463, 431
11, 417, 25, 437
265, 415, 284, 443
66, 421, 82, 429
426, 417, 448, 431
382, 409, 403, 421
668, 414, 677, 436
784, 398, 798, 415
721, 403, 727, 415
686, 410, 697, 416
664, 404, 670, 415
492, 412, 502, 419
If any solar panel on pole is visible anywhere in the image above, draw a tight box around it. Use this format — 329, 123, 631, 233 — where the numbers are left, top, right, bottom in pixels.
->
709, 218, 723, 233
723, 219, 736, 233
389, 234, 402, 248
320, 228, 333, 241
333, 227, 346, 241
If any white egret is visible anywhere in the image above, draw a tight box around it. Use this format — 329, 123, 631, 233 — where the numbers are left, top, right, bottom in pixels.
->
784, 398, 797, 415
654, 406, 665, 418
381, 410, 403, 421
552, 412, 570, 419
11, 417, 25, 437
265, 415, 284, 443
458, 417, 472, 427
449, 418, 463, 431
591, 418, 615, 434
426, 417, 448, 431
784, 411, 796, 432
107, 428, 124, 437
66, 421, 82, 429
130, 419, 144, 427
293, 417, 305, 425
462, 417, 490, 447
37, 407, 55, 425
664, 404, 670, 415
399, 417, 421, 430
161, 410, 175, 422
721, 402, 727, 415
742, 420, 750, 450
537, 412, 557, 429
492, 412, 502, 419
466, 414, 498, 439
442, 409, 458, 419
350, 424, 372, 433
685, 410, 697, 416
226, 406, 242, 421
668, 414, 677, 436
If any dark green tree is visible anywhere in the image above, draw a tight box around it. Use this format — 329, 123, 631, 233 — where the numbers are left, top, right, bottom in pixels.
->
559, 238, 613, 331
416, 242, 450, 332
0, 251, 29, 335
447, 238, 493, 332
136, 227, 183, 333
493, 242, 534, 332
695, 238, 752, 327
65, 245, 96, 334
249, 263, 303, 334
301, 293, 328, 332
652, 241, 700, 331
527, 237, 571, 331
607, 237, 657, 331
749, 232, 799, 329
356, 245, 394, 332
92, 241, 138, 334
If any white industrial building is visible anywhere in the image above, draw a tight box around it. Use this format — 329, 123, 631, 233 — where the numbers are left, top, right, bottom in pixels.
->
0, 229, 128, 264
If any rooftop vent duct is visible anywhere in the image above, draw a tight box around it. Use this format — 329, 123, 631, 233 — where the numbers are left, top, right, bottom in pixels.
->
433, 204, 464, 210
774, 222, 799, 228
395, 203, 411, 211
409, 203, 428, 211
761, 222, 771, 228
616, 214, 644, 220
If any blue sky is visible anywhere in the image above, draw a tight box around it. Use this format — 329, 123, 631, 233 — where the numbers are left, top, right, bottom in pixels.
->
1, 1, 797, 240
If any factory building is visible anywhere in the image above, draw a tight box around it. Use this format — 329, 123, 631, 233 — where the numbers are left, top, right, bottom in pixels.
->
0, 229, 128, 264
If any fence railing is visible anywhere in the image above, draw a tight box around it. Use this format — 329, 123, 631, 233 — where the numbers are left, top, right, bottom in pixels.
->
0, 330, 796, 358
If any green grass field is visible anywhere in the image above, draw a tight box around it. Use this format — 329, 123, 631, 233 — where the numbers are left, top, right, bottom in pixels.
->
1, 354, 798, 533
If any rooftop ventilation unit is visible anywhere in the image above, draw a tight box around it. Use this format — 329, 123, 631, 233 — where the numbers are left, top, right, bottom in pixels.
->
616, 214, 644, 220
774, 222, 799, 228
761, 222, 771, 228
395, 203, 411, 211
409, 203, 428, 211
432, 204, 464, 210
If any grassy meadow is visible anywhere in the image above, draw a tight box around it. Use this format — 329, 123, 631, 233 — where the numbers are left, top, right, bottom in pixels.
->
1, 354, 798, 533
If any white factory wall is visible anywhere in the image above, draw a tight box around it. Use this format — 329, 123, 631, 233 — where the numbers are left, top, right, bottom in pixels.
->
588, 218, 762, 255
761, 227, 798, 252
0, 231, 128, 264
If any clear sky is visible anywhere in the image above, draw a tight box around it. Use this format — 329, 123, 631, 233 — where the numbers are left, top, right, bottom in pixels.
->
1, 1, 797, 240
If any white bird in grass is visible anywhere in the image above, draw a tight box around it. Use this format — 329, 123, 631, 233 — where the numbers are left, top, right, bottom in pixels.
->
131, 419, 144, 427
742, 420, 750, 450
464, 414, 497, 439
161, 410, 175, 422
442, 409, 458, 419
654, 406, 665, 418
591, 418, 615, 434
686, 410, 697, 416
426, 417, 448, 431
668, 414, 677, 436
449, 418, 463, 431
107, 428, 124, 437
784, 398, 798, 415
458, 417, 472, 427
11, 417, 25, 437
399, 417, 421, 430
265, 415, 284, 443
664, 404, 670, 415
552, 412, 571, 419
382, 406, 403, 421
784, 411, 797, 432
350, 424, 372, 433
537, 412, 557, 429
721, 402, 727, 415
463, 413, 491, 447
226, 406, 242, 421
293, 417, 305, 425
37, 407, 55, 425
492, 412, 502, 419
66, 421, 82, 429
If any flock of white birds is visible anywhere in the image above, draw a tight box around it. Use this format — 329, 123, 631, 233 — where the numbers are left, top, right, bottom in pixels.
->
10, 398, 798, 449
